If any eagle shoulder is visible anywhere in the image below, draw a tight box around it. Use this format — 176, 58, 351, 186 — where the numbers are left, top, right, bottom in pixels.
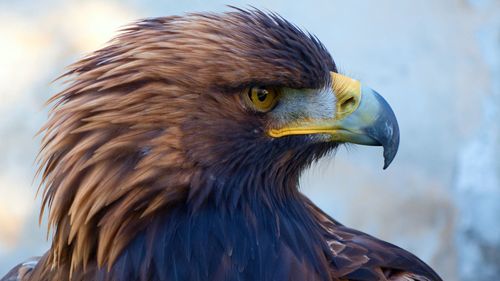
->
304, 199, 442, 281
1, 257, 40, 281
326, 224, 442, 281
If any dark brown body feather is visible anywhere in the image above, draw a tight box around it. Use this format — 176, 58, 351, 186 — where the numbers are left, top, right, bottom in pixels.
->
2, 8, 441, 281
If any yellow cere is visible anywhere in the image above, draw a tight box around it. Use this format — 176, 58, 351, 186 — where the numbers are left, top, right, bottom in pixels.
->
331, 72, 362, 120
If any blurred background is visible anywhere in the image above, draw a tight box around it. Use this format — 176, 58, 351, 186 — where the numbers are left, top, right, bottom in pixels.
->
0, 0, 499, 280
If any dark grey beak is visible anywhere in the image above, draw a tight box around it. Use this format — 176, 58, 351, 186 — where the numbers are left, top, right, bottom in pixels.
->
362, 90, 400, 169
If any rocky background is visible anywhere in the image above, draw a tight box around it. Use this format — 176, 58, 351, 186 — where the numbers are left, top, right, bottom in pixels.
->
0, 0, 499, 280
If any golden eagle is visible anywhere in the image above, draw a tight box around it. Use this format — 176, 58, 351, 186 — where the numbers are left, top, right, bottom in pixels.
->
2, 8, 442, 281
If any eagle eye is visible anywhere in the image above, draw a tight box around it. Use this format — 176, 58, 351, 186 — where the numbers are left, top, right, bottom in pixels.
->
245, 86, 280, 112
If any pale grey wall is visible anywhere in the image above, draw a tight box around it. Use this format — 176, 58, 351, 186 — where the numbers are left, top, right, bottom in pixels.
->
1, 1, 499, 280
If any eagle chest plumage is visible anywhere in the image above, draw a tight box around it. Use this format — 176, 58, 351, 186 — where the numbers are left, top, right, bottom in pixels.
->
2, 8, 441, 281
105, 199, 335, 281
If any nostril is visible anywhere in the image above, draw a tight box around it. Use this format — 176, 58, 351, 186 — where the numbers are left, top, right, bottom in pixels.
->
341, 96, 357, 113
335, 95, 360, 120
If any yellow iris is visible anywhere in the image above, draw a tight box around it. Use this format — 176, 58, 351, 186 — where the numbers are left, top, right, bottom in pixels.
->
246, 86, 280, 112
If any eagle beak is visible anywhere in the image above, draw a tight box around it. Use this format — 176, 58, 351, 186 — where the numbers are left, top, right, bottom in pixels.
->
269, 72, 400, 169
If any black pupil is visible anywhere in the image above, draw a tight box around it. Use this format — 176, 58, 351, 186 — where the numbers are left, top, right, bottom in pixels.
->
256, 88, 268, 102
